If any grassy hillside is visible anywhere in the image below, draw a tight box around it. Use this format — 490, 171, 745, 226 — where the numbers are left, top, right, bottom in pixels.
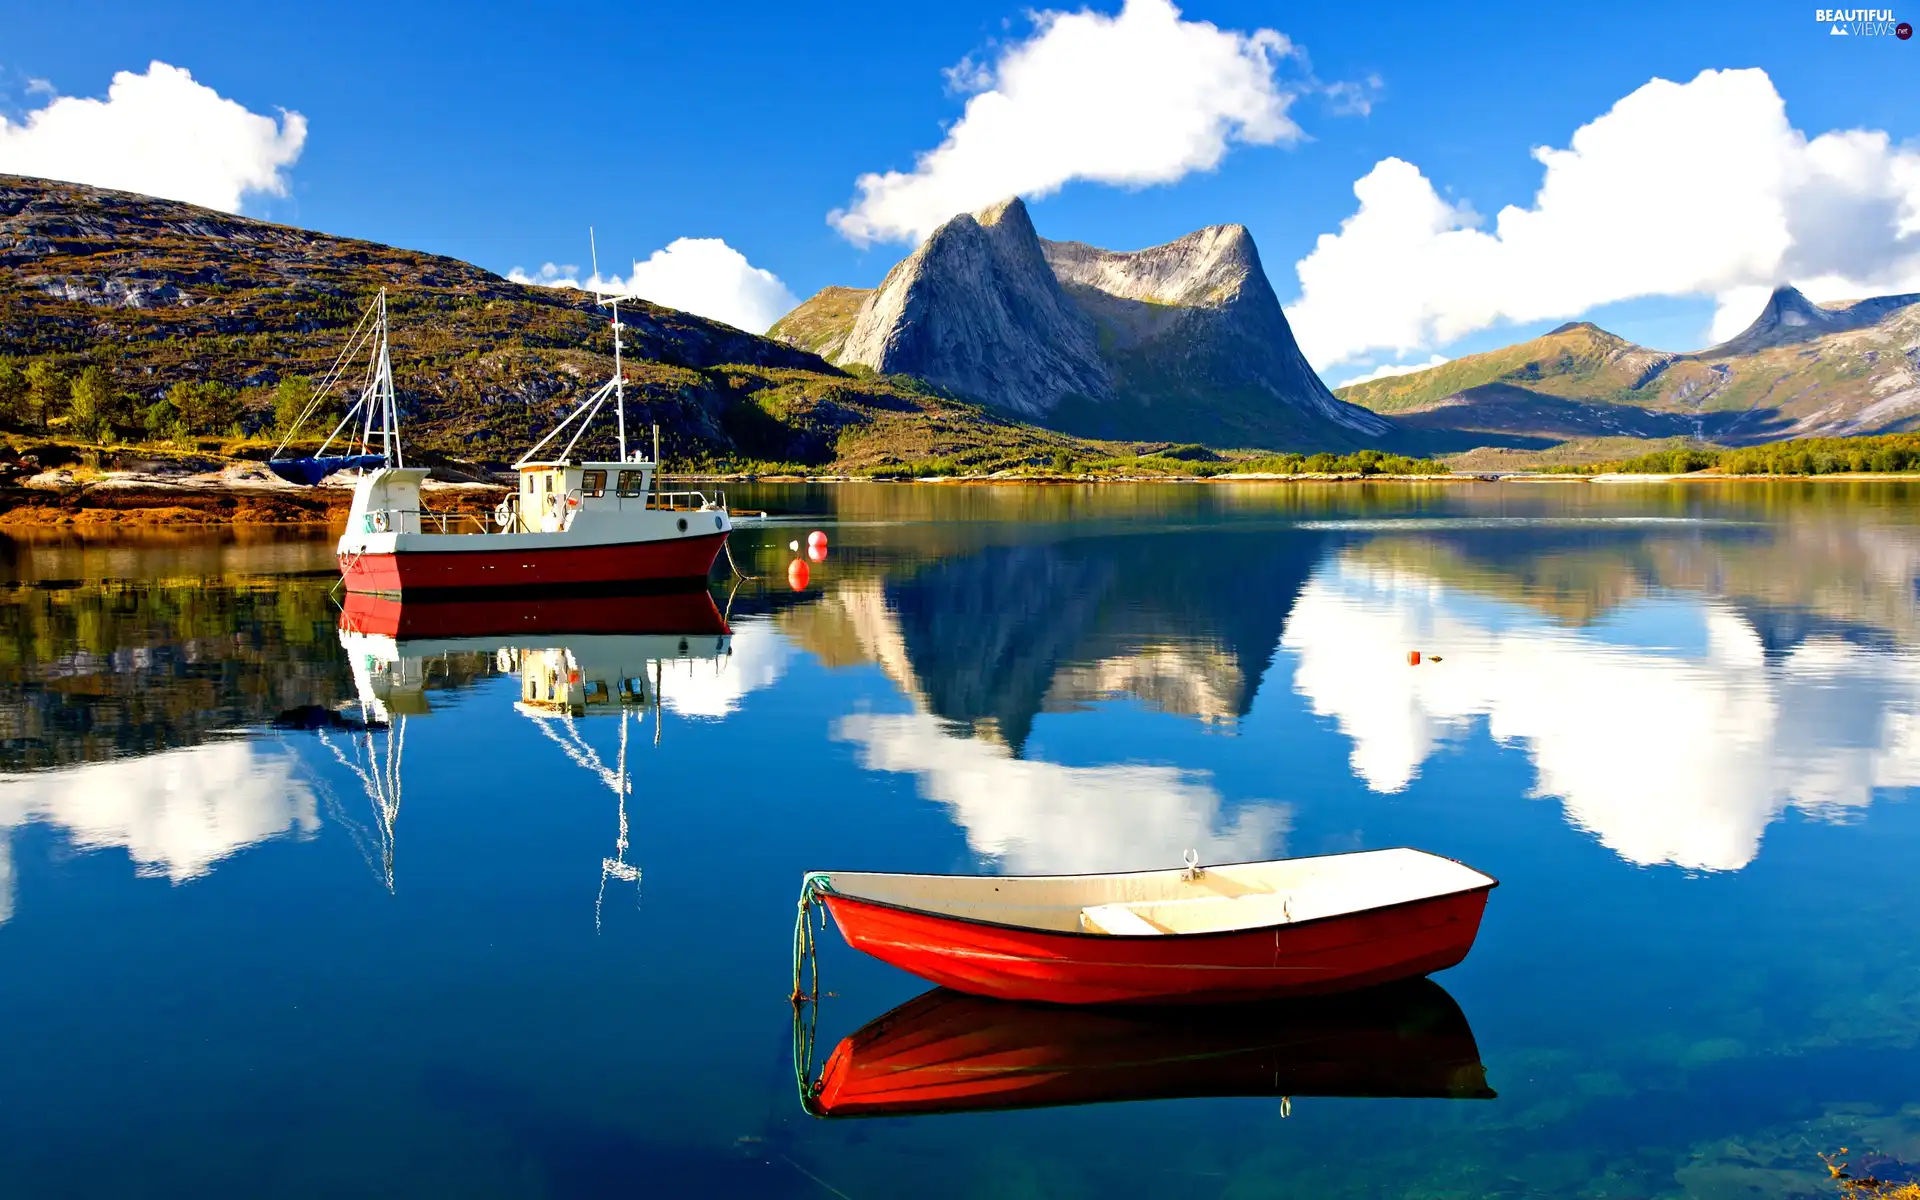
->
1339, 323, 1672, 414
765, 285, 870, 360
1334, 294, 1920, 446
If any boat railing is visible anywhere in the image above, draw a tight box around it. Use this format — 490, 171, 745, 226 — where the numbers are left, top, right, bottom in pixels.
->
389, 508, 492, 535
651, 489, 725, 511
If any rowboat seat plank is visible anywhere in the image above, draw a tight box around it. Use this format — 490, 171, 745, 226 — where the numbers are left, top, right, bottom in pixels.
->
1079, 904, 1168, 936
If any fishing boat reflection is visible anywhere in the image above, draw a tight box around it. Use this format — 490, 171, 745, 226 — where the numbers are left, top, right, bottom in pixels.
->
796, 978, 1494, 1119
330, 587, 733, 912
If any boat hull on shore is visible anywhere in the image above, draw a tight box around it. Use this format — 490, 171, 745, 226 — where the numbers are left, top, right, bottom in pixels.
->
812, 849, 1497, 1005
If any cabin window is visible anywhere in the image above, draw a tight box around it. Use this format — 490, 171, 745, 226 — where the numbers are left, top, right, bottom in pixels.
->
617, 470, 647, 497
581, 469, 607, 497
544, 473, 554, 493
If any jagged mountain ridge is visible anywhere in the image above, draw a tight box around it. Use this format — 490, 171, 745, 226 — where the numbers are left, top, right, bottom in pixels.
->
1336, 286, 1920, 446
838, 198, 1113, 423
772, 198, 1389, 449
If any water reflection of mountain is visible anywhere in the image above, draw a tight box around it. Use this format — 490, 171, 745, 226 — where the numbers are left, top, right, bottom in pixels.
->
786, 530, 1326, 748
1341, 516, 1920, 651
766, 529, 1315, 873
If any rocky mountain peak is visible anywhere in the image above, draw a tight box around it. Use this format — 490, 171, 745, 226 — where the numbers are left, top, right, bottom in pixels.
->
836, 198, 1111, 420
974, 195, 1035, 234
798, 199, 1390, 446
1040, 223, 1261, 310
1708, 283, 1920, 357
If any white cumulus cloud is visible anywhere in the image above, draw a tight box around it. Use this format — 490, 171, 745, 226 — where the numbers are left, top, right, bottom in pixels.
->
1335, 354, 1449, 389
0, 740, 318, 921
1283, 556, 1920, 872
836, 710, 1289, 874
830, 0, 1304, 245
0, 61, 305, 213
509, 237, 798, 334
1285, 68, 1920, 367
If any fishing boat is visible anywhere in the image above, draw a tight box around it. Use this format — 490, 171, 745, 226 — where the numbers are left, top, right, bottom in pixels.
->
796, 979, 1493, 1118
795, 848, 1497, 1006
270, 289, 732, 596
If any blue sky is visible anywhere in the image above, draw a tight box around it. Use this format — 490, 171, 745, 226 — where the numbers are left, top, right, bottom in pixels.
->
2, 0, 1916, 382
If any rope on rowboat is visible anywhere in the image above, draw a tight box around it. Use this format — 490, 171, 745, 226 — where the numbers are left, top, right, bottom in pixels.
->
791, 872, 835, 1114
791, 993, 823, 1116
791, 872, 832, 1005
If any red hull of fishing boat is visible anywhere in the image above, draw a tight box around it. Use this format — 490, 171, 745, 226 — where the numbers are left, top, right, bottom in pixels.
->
820, 887, 1492, 1006
339, 532, 727, 595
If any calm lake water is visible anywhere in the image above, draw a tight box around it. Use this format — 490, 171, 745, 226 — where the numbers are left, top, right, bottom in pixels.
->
3, 482, 1918, 1198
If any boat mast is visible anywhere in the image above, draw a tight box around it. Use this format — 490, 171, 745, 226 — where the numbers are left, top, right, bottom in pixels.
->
591, 227, 628, 463
612, 297, 627, 463
377, 289, 404, 467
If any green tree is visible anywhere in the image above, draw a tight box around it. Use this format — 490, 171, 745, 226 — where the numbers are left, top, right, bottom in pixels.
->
66, 366, 129, 442
23, 361, 67, 432
143, 395, 185, 442
0, 357, 25, 428
273, 375, 316, 436
167, 380, 241, 436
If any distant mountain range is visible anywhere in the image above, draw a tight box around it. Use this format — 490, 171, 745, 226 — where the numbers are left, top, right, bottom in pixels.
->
9, 172, 1917, 468
770, 198, 1388, 448
1337, 285, 1920, 446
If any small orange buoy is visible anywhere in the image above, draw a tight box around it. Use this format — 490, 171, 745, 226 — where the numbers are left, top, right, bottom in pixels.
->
807, 542, 828, 563
1407, 651, 1422, 666
788, 559, 810, 591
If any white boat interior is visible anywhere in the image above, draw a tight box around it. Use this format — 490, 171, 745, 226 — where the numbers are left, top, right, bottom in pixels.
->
822, 849, 1496, 937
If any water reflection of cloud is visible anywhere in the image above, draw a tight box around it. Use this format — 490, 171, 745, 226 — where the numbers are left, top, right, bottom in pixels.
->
1284, 559, 1920, 871
658, 619, 791, 719
835, 711, 1289, 874
0, 740, 318, 920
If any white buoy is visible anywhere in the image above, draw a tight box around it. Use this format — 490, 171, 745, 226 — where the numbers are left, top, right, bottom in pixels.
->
789, 540, 800, 552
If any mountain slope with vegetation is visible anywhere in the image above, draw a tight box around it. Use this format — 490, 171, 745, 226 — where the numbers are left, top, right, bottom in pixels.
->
0, 175, 1122, 475
1336, 287, 1920, 445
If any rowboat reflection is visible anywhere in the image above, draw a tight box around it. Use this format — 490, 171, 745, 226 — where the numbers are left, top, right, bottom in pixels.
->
330, 587, 733, 912
796, 979, 1493, 1119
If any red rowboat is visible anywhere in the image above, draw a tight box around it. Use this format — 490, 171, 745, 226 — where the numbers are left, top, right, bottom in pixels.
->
802, 848, 1497, 1005
801, 979, 1494, 1118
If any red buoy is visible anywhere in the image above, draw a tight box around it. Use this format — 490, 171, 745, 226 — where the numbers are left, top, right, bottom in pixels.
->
788, 559, 811, 591
807, 542, 828, 563
1407, 651, 1422, 666
808, 530, 828, 548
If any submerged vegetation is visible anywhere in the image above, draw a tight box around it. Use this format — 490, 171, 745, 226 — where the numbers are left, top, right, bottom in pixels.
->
1825, 1150, 1920, 1197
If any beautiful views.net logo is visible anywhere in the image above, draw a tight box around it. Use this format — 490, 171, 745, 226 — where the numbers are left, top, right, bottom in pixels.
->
1816, 8, 1912, 35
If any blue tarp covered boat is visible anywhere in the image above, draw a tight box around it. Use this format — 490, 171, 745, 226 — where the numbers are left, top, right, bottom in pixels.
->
267, 454, 388, 486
